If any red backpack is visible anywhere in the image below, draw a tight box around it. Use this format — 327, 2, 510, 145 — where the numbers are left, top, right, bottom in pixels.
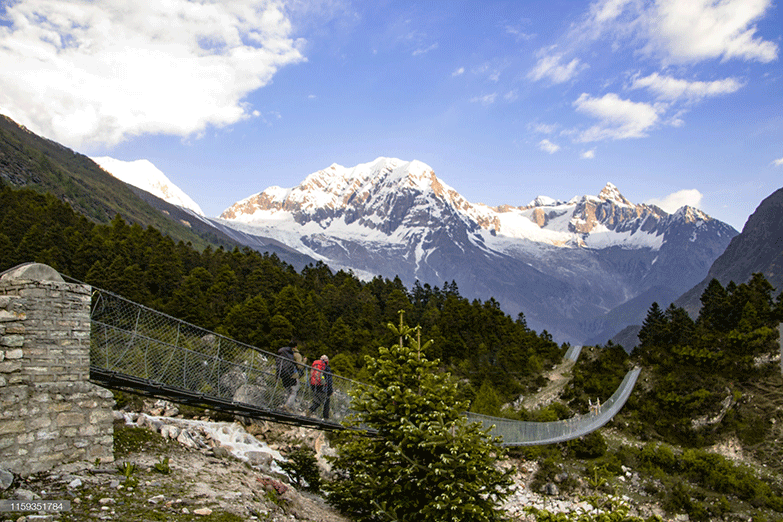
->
310, 359, 326, 386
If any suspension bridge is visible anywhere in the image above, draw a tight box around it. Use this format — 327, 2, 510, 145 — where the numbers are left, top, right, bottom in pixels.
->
88, 285, 640, 446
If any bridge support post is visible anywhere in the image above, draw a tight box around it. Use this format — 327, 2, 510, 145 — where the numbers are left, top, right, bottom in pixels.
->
0, 263, 114, 476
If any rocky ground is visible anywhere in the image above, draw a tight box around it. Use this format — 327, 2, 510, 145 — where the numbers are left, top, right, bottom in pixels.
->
1, 409, 351, 522
0, 395, 626, 522
0, 404, 674, 522
2, 383, 781, 522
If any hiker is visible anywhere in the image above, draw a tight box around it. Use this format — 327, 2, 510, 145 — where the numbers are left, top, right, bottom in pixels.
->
286, 343, 307, 411
308, 355, 333, 419
276, 340, 299, 413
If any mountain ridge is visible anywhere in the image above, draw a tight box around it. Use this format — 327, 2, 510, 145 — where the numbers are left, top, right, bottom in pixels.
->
0, 113, 318, 270
674, 185, 783, 317
215, 157, 737, 344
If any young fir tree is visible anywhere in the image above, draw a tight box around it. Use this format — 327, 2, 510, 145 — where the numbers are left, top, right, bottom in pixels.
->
325, 312, 513, 522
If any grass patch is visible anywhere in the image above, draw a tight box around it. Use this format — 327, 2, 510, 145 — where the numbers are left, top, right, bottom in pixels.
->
113, 421, 177, 459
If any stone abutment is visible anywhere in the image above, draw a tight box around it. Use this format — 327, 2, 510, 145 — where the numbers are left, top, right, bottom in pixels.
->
0, 263, 114, 477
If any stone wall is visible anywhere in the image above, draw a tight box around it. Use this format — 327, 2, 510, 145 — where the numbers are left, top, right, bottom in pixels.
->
0, 267, 114, 476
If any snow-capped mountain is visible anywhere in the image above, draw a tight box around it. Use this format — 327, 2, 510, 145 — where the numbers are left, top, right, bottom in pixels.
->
217, 157, 737, 344
91, 156, 204, 216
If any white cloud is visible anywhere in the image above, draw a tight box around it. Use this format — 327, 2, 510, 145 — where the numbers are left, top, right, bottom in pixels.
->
528, 51, 585, 84
580, 0, 778, 64
452, 67, 465, 77
531, 122, 558, 134
581, 149, 596, 159
412, 42, 438, 56
537, 139, 560, 154
642, 0, 778, 64
630, 72, 745, 101
646, 189, 703, 213
504, 90, 518, 102
573, 92, 661, 141
505, 24, 535, 41
588, 0, 636, 25
773, 157, 783, 167
0, 0, 305, 149
471, 93, 497, 106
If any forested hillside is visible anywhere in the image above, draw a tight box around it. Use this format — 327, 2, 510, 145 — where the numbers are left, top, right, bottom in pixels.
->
0, 183, 564, 405
577, 274, 782, 449
556, 275, 783, 516
0, 114, 235, 251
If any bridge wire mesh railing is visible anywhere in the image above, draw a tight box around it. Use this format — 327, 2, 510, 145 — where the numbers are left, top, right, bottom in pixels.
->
89, 287, 361, 427
465, 366, 641, 446
87, 285, 639, 443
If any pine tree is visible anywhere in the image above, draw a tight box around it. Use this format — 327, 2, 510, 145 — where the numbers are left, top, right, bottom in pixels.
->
471, 380, 503, 416
325, 312, 513, 522
638, 302, 666, 347
698, 279, 731, 332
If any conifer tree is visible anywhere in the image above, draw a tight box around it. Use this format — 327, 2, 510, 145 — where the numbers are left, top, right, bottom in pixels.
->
638, 302, 666, 347
325, 312, 513, 522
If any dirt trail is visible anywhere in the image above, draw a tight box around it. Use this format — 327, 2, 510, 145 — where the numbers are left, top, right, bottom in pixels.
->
520, 358, 575, 411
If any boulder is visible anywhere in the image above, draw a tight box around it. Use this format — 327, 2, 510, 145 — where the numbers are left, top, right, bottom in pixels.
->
0, 469, 13, 491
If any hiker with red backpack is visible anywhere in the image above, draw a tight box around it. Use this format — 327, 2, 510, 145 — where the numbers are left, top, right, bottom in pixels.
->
307, 354, 333, 419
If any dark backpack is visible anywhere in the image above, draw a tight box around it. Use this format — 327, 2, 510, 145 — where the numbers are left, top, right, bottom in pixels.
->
277, 348, 296, 379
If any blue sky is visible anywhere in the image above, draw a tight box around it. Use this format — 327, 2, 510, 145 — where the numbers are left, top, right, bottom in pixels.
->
0, 0, 781, 231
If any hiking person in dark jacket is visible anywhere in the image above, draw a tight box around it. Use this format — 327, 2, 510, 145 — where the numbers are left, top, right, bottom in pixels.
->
308, 355, 333, 419
276, 340, 299, 413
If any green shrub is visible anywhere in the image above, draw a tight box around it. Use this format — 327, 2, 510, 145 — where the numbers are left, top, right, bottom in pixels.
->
277, 446, 321, 492
568, 431, 607, 459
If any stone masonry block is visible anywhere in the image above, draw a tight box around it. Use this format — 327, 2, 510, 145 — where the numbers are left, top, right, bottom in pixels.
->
36, 430, 59, 441
0, 360, 21, 373
90, 409, 114, 425
79, 424, 99, 437
4, 348, 23, 359
19, 287, 47, 298
0, 310, 25, 322
5, 324, 26, 334
0, 335, 24, 347
29, 415, 52, 430
56, 411, 85, 427
0, 420, 25, 435
17, 432, 35, 445
87, 445, 114, 462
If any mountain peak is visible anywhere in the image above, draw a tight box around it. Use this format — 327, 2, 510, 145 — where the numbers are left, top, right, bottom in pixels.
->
91, 156, 204, 216
220, 157, 450, 221
528, 195, 564, 207
598, 182, 633, 207
672, 205, 709, 224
